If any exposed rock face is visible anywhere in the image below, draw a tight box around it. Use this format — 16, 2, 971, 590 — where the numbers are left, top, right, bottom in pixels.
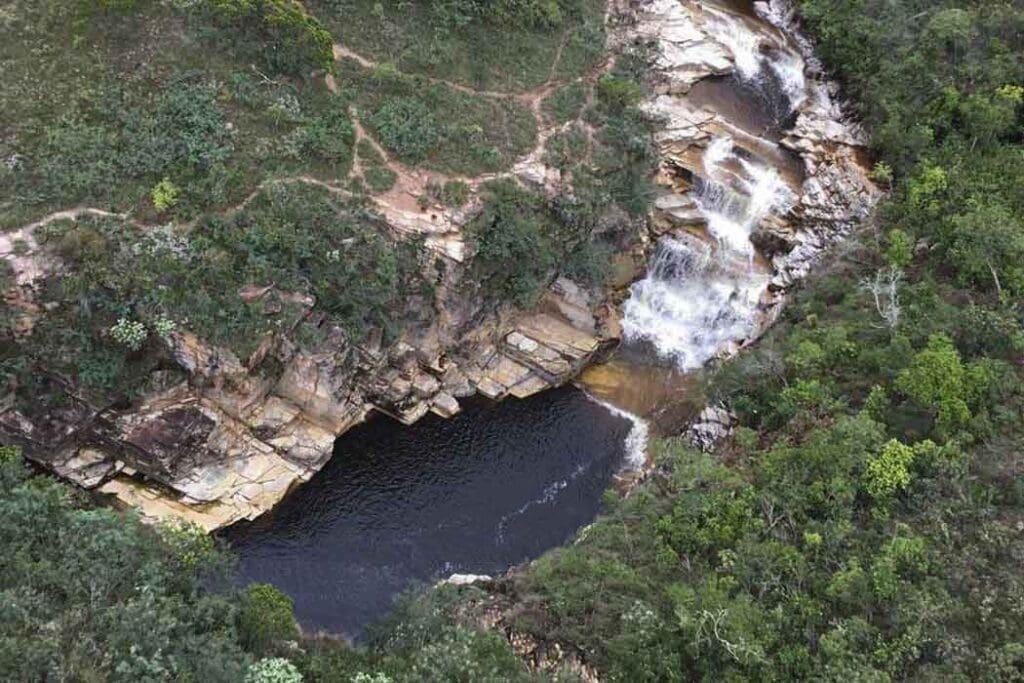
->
689, 404, 737, 452
0, 0, 878, 530
1, 272, 612, 529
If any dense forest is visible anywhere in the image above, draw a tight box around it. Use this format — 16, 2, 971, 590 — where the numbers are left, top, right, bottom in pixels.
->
2, 0, 1024, 681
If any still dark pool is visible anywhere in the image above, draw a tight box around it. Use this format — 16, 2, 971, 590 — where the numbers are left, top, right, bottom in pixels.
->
222, 385, 630, 639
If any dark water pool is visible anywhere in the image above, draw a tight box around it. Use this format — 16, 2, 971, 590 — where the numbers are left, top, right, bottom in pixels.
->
222, 386, 630, 639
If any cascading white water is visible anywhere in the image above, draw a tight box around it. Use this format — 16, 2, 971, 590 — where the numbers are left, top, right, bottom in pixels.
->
708, 8, 807, 111
769, 50, 807, 108
619, 1, 811, 371
711, 10, 764, 81
622, 235, 767, 369
622, 134, 795, 368
698, 137, 794, 256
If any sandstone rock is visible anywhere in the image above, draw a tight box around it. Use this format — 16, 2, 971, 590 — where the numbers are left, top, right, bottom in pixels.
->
655, 192, 706, 227
506, 331, 539, 354
168, 331, 246, 381
54, 448, 121, 488
7, 0, 878, 534
443, 573, 491, 586
442, 365, 475, 398
411, 372, 441, 398
689, 404, 737, 452
508, 374, 550, 399
430, 392, 460, 418
247, 396, 301, 432
476, 376, 506, 400
750, 215, 798, 256
484, 355, 534, 391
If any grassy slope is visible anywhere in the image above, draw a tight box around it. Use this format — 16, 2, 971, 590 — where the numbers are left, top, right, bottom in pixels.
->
0, 0, 626, 404
307, 0, 606, 92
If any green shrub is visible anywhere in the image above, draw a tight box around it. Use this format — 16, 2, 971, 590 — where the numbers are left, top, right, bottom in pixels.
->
368, 98, 440, 161
151, 177, 182, 211
358, 138, 397, 192
868, 160, 893, 184
109, 317, 148, 351
206, 0, 334, 74
596, 74, 642, 110
246, 657, 304, 683
0, 450, 249, 681
469, 182, 560, 306
542, 81, 587, 123
884, 228, 913, 267
239, 584, 299, 655
439, 180, 470, 207
364, 165, 397, 192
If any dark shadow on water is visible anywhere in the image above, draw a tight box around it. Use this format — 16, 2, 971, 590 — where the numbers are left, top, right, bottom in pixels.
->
220, 385, 630, 640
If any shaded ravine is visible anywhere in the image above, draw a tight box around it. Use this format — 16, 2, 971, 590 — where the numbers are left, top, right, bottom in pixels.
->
222, 386, 631, 639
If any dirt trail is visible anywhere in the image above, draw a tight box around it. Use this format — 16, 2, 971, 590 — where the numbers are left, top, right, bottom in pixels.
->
326, 26, 619, 215
5, 8, 621, 262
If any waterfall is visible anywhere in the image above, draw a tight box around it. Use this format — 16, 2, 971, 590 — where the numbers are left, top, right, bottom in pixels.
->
708, 8, 807, 113
621, 236, 768, 369
585, 394, 650, 470
698, 137, 794, 256
619, 5, 808, 371
711, 10, 764, 82
622, 136, 794, 369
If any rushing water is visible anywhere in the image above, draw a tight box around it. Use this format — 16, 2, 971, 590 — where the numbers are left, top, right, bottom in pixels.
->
621, 3, 806, 371
222, 0, 849, 645
621, 133, 794, 369
223, 386, 631, 638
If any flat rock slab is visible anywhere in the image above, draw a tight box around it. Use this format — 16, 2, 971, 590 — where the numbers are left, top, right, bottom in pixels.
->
515, 314, 600, 360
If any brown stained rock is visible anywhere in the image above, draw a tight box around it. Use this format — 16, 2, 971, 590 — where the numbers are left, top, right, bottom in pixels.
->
265, 418, 337, 467
476, 376, 506, 400
247, 396, 302, 432
54, 448, 121, 489
750, 214, 798, 256
515, 314, 600, 360
485, 355, 534, 390
122, 407, 216, 479
395, 400, 431, 425
441, 365, 475, 398
9, 0, 879, 534
504, 333, 572, 378
411, 372, 441, 398
168, 331, 246, 381
508, 374, 549, 399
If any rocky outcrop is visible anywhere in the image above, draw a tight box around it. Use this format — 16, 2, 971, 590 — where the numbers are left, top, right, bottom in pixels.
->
689, 404, 736, 452
1, 267, 614, 529
616, 0, 878, 370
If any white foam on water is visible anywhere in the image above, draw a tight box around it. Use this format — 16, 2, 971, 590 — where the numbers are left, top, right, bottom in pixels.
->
698, 137, 795, 256
622, 237, 769, 370
707, 7, 806, 113
495, 462, 588, 542
621, 136, 793, 370
585, 394, 650, 471
710, 10, 764, 81
770, 50, 807, 108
